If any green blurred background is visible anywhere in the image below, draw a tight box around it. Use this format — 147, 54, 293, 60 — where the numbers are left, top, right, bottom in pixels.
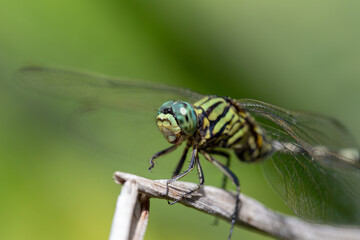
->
1, 1, 360, 239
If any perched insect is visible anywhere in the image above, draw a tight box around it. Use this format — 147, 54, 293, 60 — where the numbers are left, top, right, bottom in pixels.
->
16, 66, 360, 240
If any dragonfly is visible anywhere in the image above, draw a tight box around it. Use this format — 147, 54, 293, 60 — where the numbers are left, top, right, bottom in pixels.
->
16, 66, 360, 239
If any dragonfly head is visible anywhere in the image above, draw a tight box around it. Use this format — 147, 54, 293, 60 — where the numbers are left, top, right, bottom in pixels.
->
156, 100, 197, 144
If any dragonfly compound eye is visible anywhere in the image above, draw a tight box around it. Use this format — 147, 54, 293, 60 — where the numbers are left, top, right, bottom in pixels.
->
156, 101, 197, 144
158, 100, 174, 113
171, 101, 197, 135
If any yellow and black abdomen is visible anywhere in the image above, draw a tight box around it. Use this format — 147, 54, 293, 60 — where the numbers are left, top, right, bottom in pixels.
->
193, 96, 273, 162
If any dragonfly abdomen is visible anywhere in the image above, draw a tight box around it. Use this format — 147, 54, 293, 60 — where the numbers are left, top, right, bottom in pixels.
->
194, 96, 273, 162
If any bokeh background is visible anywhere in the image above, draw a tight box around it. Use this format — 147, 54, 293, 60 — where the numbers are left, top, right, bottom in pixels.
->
1, 1, 360, 240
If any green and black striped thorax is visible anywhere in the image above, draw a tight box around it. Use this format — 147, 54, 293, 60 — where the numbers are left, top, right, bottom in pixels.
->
157, 95, 274, 162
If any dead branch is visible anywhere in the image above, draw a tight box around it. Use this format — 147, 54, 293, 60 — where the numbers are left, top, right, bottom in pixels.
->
109, 179, 150, 240
113, 171, 360, 240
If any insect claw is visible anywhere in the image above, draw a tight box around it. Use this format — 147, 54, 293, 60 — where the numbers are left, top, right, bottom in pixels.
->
148, 159, 155, 171
168, 199, 179, 205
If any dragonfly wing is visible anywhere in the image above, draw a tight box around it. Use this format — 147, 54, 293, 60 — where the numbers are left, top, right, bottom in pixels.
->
263, 136, 360, 225
237, 98, 360, 225
15, 66, 204, 112
238, 99, 360, 166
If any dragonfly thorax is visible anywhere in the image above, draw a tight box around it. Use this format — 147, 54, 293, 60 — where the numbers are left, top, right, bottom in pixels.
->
156, 100, 197, 144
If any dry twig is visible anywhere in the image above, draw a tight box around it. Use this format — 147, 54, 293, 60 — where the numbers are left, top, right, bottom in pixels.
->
112, 171, 360, 240
110, 179, 150, 240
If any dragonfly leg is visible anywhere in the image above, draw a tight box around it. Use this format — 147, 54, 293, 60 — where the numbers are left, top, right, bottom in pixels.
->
166, 147, 199, 203
208, 150, 231, 189
149, 145, 178, 171
207, 150, 231, 225
168, 151, 204, 205
171, 144, 190, 178
167, 147, 198, 183
202, 152, 240, 240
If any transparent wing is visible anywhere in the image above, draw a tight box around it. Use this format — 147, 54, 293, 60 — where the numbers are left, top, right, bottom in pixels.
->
15, 66, 206, 174
238, 98, 360, 225
15, 66, 204, 112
